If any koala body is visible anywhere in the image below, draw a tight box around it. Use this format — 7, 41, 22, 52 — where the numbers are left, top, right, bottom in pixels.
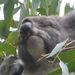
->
18, 11, 75, 75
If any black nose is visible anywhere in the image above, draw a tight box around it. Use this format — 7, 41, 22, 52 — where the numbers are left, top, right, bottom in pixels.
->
20, 22, 33, 38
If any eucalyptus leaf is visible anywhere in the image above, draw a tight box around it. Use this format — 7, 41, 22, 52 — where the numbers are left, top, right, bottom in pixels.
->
59, 49, 75, 62
0, 42, 16, 57
13, 6, 21, 15
3, 0, 16, 37
40, 0, 49, 15
37, 8, 46, 15
59, 60, 69, 75
19, 4, 29, 23
65, 4, 74, 14
48, 50, 75, 75
32, 0, 40, 10
4, 0, 15, 20
0, 0, 7, 4
0, 20, 9, 38
6, 31, 18, 46
49, 0, 58, 15
47, 39, 68, 58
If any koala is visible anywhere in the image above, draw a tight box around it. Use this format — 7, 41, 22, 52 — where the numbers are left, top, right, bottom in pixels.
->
0, 56, 24, 75
18, 10, 75, 75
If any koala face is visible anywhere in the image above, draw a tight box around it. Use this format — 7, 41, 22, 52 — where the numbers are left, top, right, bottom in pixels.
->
20, 21, 45, 59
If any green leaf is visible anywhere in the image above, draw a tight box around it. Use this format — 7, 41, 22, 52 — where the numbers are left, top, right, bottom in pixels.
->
37, 8, 46, 15
47, 39, 68, 58
0, 20, 5, 38
68, 58, 75, 72
0, 20, 9, 38
40, 0, 49, 15
4, 0, 15, 20
6, 31, 18, 46
59, 60, 69, 75
19, 4, 29, 23
59, 49, 75, 62
64, 4, 74, 14
3, 0, 18, 19
0, 0, 18, 4
13, 6, 21, 15
0, 0, 7, 4
28, 0, 40, 15
0, 20, 17, 38
32, 0, 40, 10
48, 50, 75, 75
0, 42, 16, 57
48, 58, 75, 75
49, 0, 58, 15
3, 0, 17, 37
24, 0, 31, 8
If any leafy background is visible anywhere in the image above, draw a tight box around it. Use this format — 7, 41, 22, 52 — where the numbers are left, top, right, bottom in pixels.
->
0, 0, 75, 75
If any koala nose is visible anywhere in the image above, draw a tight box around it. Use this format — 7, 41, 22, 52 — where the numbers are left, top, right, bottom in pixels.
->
20, 22, 33, 38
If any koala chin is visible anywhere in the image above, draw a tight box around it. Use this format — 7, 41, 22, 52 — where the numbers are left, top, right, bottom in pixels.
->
18, 10, 75, 75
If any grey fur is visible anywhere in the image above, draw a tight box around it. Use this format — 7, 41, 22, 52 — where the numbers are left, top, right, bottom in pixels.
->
18, 11, 75, 75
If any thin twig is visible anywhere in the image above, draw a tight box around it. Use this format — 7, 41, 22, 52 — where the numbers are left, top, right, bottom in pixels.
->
66, 40, 75, 46
37, 56, 46, 62
37, 54, 49, 62
37, 40, 75, 63
63, 46, 75, 51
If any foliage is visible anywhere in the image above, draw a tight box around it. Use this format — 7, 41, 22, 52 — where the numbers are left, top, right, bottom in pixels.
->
48, 40, 75, 75
0, 0, 75, 75
0, 0, 59, 57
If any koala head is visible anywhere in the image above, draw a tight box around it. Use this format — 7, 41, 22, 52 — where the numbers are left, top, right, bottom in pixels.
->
18, 16, 64, 73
